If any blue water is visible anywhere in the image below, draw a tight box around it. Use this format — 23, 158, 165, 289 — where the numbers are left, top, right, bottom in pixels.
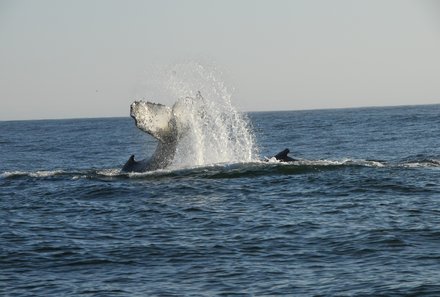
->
1, 104, 440, 296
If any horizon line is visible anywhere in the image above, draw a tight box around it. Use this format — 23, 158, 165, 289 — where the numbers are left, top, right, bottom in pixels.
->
1, 102, 439, 122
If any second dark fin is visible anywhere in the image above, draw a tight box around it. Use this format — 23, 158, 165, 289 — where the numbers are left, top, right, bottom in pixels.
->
273, 148, 296, 162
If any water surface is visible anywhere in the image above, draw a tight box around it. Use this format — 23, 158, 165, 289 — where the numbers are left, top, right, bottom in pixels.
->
1, 104, 440, 296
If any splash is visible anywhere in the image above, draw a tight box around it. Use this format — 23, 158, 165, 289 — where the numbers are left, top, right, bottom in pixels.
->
138, 62, 259, 169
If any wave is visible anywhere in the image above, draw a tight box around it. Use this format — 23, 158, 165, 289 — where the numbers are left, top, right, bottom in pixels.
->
399, 158, 440, 168
1, 157, 438, 181
0, 169, 121, 180
1, 170, 66, 178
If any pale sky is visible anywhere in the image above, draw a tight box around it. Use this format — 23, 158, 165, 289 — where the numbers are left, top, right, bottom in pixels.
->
1, 0, 439, 120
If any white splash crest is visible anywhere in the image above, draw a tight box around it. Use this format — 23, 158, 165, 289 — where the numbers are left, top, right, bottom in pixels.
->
140, 62, 259, 169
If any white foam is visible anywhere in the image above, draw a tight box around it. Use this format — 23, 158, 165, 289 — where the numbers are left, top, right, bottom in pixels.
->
402, 161, 440, 168
1, 171, 24, 178
96, 168, 122, 177
31, 170, 64, 177
278, 158, 387, 168
1, 170, 64, 178
126, 167, 173, 178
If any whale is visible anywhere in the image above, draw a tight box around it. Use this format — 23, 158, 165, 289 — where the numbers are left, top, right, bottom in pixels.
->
122, 100, 181, 173
122, 98, 297, 172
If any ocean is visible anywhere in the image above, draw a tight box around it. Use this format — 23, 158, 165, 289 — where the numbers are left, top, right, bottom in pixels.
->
1, 104, 440, 296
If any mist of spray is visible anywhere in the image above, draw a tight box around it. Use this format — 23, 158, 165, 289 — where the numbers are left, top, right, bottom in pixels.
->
139, 62, 259, 168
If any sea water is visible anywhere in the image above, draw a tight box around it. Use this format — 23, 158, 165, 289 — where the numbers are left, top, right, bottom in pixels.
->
1, 102, 440, 296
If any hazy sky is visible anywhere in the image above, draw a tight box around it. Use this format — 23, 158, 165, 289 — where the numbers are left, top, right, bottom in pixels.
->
1, 0, 439, 120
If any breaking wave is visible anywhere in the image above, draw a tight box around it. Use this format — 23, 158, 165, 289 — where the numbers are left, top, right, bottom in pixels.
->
2, 157, 438, 182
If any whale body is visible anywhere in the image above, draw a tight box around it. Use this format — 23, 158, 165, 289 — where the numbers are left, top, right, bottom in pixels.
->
122, 100, 180, 172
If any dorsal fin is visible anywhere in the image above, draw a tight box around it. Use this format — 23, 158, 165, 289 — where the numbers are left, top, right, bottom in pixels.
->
273, 148, 295, 162
122, 155, 137, 172
274, 149, 290, 159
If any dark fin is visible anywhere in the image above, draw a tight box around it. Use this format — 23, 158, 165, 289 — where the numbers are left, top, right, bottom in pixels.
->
273, 149, 296, 162
122, 155, 136, 172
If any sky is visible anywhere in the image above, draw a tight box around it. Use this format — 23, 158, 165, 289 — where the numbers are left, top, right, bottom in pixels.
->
1, 0, 439, 120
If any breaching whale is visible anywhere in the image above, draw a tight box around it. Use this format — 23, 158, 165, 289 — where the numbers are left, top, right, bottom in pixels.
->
122, 99, 297, 172
122, 100, 180, 172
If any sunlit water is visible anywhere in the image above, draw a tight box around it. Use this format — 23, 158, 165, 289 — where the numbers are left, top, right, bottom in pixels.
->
1, 104, 440, 296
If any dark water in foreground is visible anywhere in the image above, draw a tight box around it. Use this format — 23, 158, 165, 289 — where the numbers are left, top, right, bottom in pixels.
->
1, 104, 440, 296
